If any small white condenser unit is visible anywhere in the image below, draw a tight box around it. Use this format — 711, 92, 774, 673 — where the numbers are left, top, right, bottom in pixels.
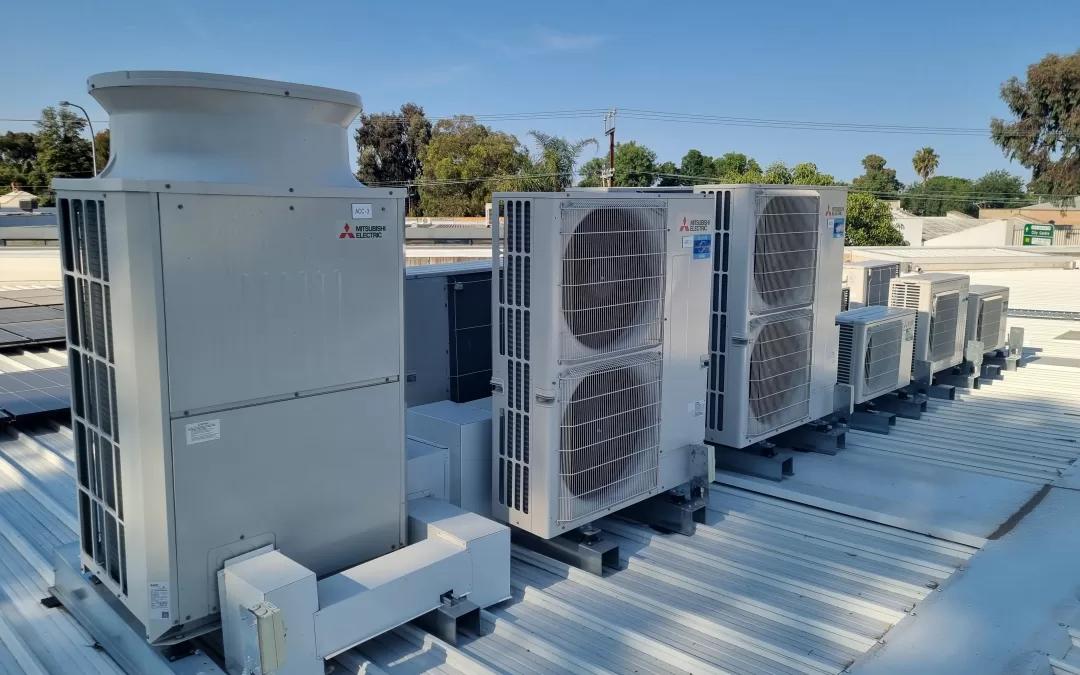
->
836, 306, 917, 404
888, 272, 970, 375
845, 260, 901, 308
966, 284, 1010, 353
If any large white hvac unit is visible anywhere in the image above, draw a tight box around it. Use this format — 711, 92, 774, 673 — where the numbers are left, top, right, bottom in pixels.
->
888, 272, 970, 374
845, 260, 901, 308
694, 185, 848, 449
490, 192, 713, 539
966, 284, 1010, 353
53, 72, 410, 643
836, 306, 917, 404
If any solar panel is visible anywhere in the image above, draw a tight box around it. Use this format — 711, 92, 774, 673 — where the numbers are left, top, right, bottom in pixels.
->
0, 328, 24, 346
0, 288, 63, 299
0, 307, 65, 325
0, 367, 70, 417
1, 319, 67, 342
0, 298, 32, 309
0, 287, 65, 308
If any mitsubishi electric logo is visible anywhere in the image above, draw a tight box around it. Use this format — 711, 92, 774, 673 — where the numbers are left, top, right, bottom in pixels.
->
679, 216, 710, 232
338, 222, 387, 240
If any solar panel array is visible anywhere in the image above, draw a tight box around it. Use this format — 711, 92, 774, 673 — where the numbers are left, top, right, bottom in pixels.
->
0, 367, 70, 419
0, 287, 66, 348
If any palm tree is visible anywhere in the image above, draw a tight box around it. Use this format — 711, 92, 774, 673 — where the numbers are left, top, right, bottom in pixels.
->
912, 147, 940, 184
525, 132, 598, 191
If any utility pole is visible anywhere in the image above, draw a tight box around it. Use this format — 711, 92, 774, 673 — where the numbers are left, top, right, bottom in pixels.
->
603, 109, 616, 187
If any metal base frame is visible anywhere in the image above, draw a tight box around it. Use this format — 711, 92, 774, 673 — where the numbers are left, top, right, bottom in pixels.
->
872, 392, 927, 420
49, 543, 225, 675
935, 370, 980, 390
774, 422, 848, 456
414, 594, 481, 647
620, 482, 708, 536
711, 441, 795, 482
980, 363, 1003, 382
511, 525, 619, 577
928, 383, 957, 400
847, 409, 896, 434
985, 354, 1022, 372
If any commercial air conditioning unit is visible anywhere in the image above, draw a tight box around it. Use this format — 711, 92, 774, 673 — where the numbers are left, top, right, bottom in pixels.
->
52, 72, 508, 669
694, 185, 848, 449
490, 192, 714, 538
888, 272, 970, 376
845, 260, 900, 308
836, 306, 917, 404
966, 284, 1010, 353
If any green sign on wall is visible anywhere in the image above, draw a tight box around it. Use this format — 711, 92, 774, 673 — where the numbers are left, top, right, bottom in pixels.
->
1022, 223, 1054, 246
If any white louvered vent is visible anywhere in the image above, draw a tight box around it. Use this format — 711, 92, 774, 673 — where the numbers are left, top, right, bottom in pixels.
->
837, 323, 854, 384
559, 200, 667, 362
747, 309, 814, 438
889, 281, 922, 309
930, 291, 961, 362
750, 194, 820, 313
557, 352, 662, 523
977, 296, 1004, 348
864, 320, 904, 398
840, 287, 851, 312
866, 263, 900, 306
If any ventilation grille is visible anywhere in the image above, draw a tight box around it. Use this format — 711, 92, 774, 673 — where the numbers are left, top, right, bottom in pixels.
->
751, 194, 820, 313
560, 199, 667, 362
864, 320, 904, 398
705, 190, 731, 433
837, 323, 854, 384
889, 282, 922, 310
865, 264, 900, 306
748, 310, 814, 438
498, 200, 531, 515
59, 198, 127, 600
977, 296, 1005, 349
930, 291, 961, 362
557, 352, 662, 523
840, 287, 851, 312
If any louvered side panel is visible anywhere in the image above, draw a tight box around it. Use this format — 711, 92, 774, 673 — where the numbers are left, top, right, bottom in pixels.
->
837, 323, 854, 385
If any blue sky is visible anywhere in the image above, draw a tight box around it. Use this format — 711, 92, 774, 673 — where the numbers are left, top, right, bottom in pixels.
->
8, 0, 1080, 185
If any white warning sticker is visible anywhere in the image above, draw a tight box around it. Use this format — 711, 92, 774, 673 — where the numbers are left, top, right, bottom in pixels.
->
149, 582, 171, 620
689, 400, 706, 417
185, 419, 220, 445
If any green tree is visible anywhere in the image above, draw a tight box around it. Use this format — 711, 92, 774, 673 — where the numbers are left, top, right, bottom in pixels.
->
0, 131, 38, 193
851, 154, 903, 198
577, 141, 658, 187
355, 103, 432, 214
26, 107, 94, 206
762, 160, 794, 185
846, 191, 906, 246
679, 149, 714, 182
912, 147, 939, 184
655, 161, 681, 187
900, 176, 978, 216
972, 170, 1029, 209
523, 132, 597, 192
418, 115, 527, 216
991, 50, 1080, 201
792, 162, 838, 185
713, 152, 759, 178
94, 129, 111, 173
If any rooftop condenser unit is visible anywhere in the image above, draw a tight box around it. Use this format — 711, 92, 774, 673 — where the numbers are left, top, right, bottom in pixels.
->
836, 306, 917, 404
845, 260, 900, 309
966, 284, 1010, 353
888, 272, 970, 376
490, 192, 713, 538
53, 71, 411, 644
694, 185, 848, 449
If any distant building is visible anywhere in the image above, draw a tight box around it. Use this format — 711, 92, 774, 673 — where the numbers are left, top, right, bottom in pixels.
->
980, 198, 1080, 226
890, 208, 1078, 246
0, 189, 39, 209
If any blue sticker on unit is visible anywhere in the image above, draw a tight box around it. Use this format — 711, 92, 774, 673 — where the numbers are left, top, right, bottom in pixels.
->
693, 234, 712, 259
831, 217, 846, 239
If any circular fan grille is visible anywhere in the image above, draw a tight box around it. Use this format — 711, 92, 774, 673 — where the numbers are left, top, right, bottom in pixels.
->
749, 316, 812, 426
561, 365, 658, 499
562, 207, 663, 350
753, 195, 819, 311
